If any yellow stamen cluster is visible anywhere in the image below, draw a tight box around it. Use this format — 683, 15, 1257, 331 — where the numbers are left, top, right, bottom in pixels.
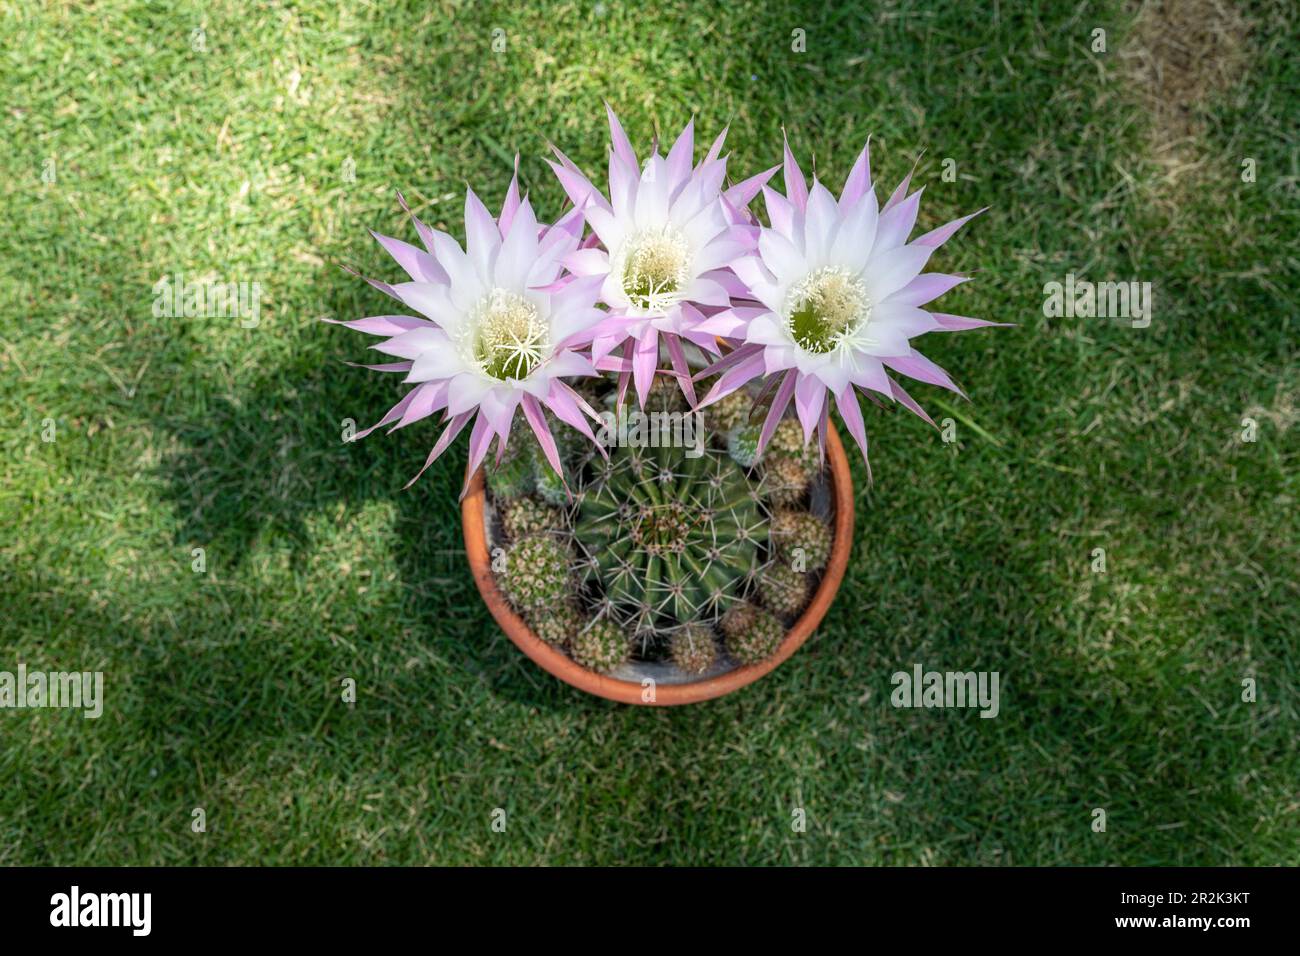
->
785, 267, 870, 354
621, 228, 690, 312
472, 289, 548, 380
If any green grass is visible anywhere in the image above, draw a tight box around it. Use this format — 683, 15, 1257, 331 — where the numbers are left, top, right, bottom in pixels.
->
0, 0, 1295, 865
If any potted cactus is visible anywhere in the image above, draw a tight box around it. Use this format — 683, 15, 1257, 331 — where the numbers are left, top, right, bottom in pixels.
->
463, 376, 853, 704
333, 108, 993, 704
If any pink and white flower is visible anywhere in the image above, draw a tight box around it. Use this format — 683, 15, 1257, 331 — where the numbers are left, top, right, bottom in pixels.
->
698, 137, 998, 470
331, 170, 606, 493
548, 106, 776, 406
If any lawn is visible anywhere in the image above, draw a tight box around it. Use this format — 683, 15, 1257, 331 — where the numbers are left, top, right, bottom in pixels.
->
0, 0, 1295, 865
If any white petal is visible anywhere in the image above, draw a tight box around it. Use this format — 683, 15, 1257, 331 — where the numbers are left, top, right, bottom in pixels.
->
845, 354, 891, 395
862, 244, 933, 303
817, 359, 852, 394
757, 229, 806, 286
446, 372, 492, 415
683, 275, 731, 308
393, 282, 459, 328
428, 232, 484, 311
691, 239, 749, 275
746, 313, 787, 346
803, 182, 841, 267
632, 156, 670, 230
493, 199, 540, 292
407, 343, 468, 383
827, 190, 879, 272
870, 299, 940, 338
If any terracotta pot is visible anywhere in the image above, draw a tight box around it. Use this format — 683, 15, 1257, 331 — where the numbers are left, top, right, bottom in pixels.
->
461, 423, 855, 705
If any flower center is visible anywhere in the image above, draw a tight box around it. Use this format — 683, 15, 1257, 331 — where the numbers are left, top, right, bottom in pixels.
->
784, 267, 871, 354
619, 227, 690, 312
471, 289, 548, 380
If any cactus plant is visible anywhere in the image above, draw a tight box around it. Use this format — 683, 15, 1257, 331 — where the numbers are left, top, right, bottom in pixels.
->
770, 509, 832, 571
499, 534, 571, 612
670, 624, 718, 675
720, 602, 785, 664
758, 561, 813, 619
485, 372, 838, 679
486, 439, 535, 499
569, 618, 630, 672
573, 442, 768, 632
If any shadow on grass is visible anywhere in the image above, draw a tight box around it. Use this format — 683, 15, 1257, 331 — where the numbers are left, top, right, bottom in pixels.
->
148, 266, 588, 717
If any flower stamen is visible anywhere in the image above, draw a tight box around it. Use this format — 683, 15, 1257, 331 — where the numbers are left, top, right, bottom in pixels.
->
784, 267, 871, 354
471, 289, 548, 380
618, 227, 690, 313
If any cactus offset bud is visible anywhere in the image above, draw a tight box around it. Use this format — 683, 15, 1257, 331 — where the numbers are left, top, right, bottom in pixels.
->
768, 419, 812, 461
758, 562, 813, 619
761, 454, 812, 506
770, 509, 832, 571
569, 618, 630, 672
500, 534, 571, 612
720, 602, 785, 664
500, 495, 562, 540
726, 423, 763, 468
707, 388, 754, 434
670, 624, 719, 675
530, 602, 582, 648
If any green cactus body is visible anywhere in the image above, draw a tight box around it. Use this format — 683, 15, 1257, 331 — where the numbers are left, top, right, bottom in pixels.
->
574, 443, 768, 629
531, 425, 586, 506
486, 439, 535, 498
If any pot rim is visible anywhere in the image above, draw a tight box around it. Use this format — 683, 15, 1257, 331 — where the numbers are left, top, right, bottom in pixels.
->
461, 423, 855, 705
